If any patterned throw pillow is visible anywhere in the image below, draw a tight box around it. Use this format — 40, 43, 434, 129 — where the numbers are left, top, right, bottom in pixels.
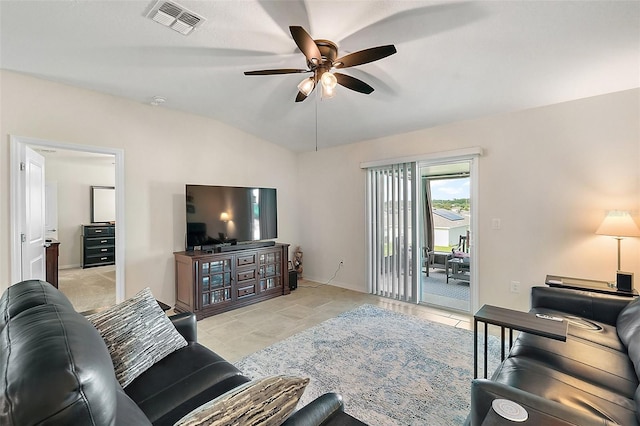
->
173, 376, 309, 426
87, 287, 187, 388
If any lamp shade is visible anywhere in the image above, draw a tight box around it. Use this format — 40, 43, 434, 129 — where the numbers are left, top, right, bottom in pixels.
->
220, 212, 230, 222
596, 210, 640, 237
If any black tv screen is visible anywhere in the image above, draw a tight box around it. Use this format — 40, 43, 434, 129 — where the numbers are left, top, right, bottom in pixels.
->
186, 185, 277, 250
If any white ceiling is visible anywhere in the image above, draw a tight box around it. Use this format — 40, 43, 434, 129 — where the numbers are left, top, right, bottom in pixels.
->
1, 1, 638, 152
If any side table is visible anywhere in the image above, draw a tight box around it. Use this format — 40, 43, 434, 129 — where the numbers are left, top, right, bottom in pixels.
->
473, 305, 567, 379
446, 257, 470, 283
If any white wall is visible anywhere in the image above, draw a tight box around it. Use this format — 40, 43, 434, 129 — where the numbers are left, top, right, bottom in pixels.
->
44, 155, 115, 268
0, 70, 300, 304
297, 89, 640, 311
2, 70, 638, 313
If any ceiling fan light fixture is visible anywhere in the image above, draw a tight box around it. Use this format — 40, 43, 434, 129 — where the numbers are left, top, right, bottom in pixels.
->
322, 84, 336, 99
320, 71, 337, 90
297, 77, 315, 96
243, 25, 396, 103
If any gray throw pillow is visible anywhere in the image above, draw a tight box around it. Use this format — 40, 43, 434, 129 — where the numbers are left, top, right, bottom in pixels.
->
87, 287, 187, 388
173, 376, 309, 426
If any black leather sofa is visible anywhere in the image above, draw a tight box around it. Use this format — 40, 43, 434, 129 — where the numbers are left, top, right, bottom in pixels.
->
0, 280, 363, 426
469, 286, 640, 425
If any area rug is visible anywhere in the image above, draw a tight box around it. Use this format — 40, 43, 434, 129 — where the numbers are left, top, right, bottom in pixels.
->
234, 304, 501, 425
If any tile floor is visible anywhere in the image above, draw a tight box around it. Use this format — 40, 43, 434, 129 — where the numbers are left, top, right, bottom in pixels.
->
196, 279, 472, 362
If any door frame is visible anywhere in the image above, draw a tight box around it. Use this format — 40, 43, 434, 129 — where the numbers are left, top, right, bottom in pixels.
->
10, 135, 126, 303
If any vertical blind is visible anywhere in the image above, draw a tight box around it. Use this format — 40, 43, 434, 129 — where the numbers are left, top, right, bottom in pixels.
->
366, 162, 419, 302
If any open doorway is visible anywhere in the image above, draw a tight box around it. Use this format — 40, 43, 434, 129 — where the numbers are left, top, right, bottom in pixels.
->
420, 161, 472, 312
10, 135, 125, 309
41, 148, 117, 311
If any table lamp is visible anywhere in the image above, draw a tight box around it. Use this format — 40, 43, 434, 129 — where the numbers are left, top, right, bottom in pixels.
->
596, 211, 640, 289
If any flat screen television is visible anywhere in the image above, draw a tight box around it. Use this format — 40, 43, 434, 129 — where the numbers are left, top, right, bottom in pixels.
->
185, 185, 278, 250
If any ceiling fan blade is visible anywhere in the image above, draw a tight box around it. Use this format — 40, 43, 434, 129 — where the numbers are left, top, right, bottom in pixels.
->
335, 73, 374, 94
244, 68, 309, 76
340, 3, 485, 48
295, 91, 308, 102
334, 45, 397, 69
258, 1, 311, 40
290, 26, 322, 63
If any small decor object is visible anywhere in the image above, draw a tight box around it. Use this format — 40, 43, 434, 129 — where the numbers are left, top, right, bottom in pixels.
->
617, 271, 634, 292
173, 376, 309, 426
293, 246, 303, 278
491, 399, 528, 422
87, 287, 188, 388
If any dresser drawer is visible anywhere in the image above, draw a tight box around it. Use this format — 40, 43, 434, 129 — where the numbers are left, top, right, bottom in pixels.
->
84, 253, 115, 266
84, 226, 114, 237
85, 246, 115, 257
85, 236, 115, 249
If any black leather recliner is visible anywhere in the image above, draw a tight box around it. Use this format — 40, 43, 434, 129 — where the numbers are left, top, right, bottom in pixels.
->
469, 286, 640, 425
0, 280, 361, 426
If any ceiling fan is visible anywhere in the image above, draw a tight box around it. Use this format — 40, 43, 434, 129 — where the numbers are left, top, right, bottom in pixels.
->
244, 26, 396, 102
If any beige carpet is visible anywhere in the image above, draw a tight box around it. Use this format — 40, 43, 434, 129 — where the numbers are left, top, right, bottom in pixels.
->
58, 265, 116, 313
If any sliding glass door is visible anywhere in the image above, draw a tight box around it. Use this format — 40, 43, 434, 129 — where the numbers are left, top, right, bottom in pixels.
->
364, 152, 479, 312
419, 161, 472, 312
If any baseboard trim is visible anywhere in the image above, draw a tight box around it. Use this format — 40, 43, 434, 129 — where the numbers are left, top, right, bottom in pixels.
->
301, 276, 366, 293
59, 264, 82, 270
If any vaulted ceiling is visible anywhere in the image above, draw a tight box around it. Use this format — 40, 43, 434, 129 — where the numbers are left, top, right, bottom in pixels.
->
1, 1, 638, 152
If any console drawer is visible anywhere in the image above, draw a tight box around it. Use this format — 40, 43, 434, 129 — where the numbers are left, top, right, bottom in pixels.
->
237, 269, 255, 283
237, 284, 256, 298
236, 253, 256, 267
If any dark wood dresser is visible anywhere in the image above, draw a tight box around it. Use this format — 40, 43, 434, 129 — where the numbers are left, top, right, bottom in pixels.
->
174, 243, 290, 320
82, 223, 115, 268
45, 239, 60, 288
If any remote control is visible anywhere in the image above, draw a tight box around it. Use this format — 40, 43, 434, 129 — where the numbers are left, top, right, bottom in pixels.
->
536, 313, 563, 322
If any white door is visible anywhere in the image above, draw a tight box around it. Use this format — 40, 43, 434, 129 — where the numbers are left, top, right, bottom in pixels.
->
45, 181, 59, 240
21, 146, 47, 281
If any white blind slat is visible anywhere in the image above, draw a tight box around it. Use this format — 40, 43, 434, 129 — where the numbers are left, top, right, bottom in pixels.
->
366, 162, 418, 302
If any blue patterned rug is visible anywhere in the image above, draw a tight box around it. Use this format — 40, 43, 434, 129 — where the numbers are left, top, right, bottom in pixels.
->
234, 304, 501, 425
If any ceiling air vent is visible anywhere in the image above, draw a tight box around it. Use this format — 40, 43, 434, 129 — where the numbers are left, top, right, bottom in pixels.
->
147, 0, 204, 35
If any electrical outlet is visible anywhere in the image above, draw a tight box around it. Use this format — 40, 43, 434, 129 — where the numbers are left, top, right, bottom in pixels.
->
510, 281, 520, 293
